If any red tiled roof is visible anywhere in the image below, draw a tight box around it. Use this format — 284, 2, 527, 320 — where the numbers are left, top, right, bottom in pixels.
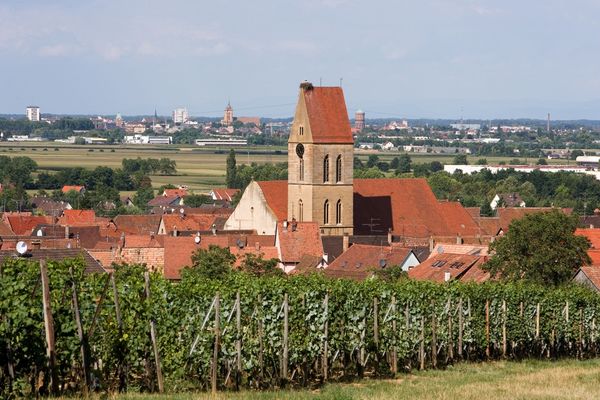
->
302, 86, 353, 144
0, 248, 105, 274
122, 234, 164, 248
257, 180, 288, 221
211, 188, 240, 202
230, 245, 279, 267
60, 209, 96, 226
475, 217, 502, 236
353, 178, 480, 238
164, 188, 188, 197
0, 221, 14, 236
408, 253, 489, 283
163, 235, 230, 279
161, 214, 219, 233
113, 215, 162, 235
277, 221, 323, 264
5, 215, 53, 235
325, 244, 413, 280
576, 229, 600, 250
148, 195, 181, 207
62, 185, 85, 193
578, 266, 600, 291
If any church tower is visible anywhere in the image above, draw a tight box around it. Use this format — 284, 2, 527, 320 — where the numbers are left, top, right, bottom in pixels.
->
288, 82, 354, 235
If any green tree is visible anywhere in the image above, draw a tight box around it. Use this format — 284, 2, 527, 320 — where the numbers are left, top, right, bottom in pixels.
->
354, 167, 385, 179
226, 149, 237, 188
366, 154, 379, 168
396, 154, 412, 173
133, 186, 154, 210
570, 149, 584, 160
240, 253, 284, 277
483, 210, 591, 286
476, 158, 488, 165
536, 158, 548, 165
453, 154, 468, 164
189, 245, 236, 279
184, 194, 213, 207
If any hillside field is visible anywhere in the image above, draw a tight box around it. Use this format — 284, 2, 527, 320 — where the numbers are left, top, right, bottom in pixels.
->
0, 142, 567, 193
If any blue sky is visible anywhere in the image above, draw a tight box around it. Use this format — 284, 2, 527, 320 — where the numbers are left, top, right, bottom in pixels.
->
1, 0, 600, 119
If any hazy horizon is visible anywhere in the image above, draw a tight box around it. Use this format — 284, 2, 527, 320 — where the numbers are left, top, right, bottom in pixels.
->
1, 0, 599, 119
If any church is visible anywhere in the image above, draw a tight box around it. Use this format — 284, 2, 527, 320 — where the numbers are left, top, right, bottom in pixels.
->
224, 82, 483, 248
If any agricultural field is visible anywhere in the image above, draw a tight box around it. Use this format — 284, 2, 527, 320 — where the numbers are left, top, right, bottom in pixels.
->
0, 142, 570, 193
0, 143, 287, 192
72, 359, 600, 399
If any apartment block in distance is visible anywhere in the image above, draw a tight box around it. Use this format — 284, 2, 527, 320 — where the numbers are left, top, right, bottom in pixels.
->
26, 106, 40, 122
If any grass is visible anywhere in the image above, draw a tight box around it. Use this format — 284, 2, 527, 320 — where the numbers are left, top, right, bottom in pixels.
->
66, 359, 600, 400
3, 143, 570, 193
0, 143, 287, 192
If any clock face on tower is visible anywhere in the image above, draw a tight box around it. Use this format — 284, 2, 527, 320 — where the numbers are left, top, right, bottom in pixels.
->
295, 143, 304, 158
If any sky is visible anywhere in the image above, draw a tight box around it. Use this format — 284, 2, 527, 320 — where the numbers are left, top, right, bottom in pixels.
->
1, 0, 600, 120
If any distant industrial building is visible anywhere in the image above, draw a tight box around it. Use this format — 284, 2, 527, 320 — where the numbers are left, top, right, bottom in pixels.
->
195, 137, 247, 146
124, 134, 172, 144
451, 123, 480, 131
26, 106, 40, 122
172, 108, 189, 124
576, 156, 600, 168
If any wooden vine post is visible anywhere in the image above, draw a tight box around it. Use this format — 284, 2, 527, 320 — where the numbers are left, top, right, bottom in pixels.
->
458, 298, 463, 360
323, 293, 329, 381
40, 260, 59, 395
0, 265, 15, 390
502, 299, 507, 358
447, 298, 453, 361
391, 295, 398, 375
235, 291, 242, 390
212, 292, 220, 394
144, 271, 164, 393
282, 293, 289, 384
70, 267, 91, 393
535, 303, 541, 339
419, 317, 425, 370
485, 299, 490, 359
257, 294, 264, 382
431, 301, 437, 368
111, 273, 127, 392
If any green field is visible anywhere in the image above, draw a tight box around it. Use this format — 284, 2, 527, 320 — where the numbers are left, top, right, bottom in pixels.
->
1, 143, 569, 194
0, 143, 287, 193
62, 359, 600, 400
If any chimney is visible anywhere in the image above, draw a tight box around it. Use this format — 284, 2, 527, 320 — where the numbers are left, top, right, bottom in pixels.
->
255, 241, 260, 251
172, 226, 178, 237
65, 225, 70, 239
291, 218, 298, 232
283, 220, 289, 231
342, 233, 349, 253
120, 232, 125, 248
444, 271, 451, 282
211, 223, 217, 235
429, 236, 435, 253
387, 228, 393, 245
456, 234, 462, 245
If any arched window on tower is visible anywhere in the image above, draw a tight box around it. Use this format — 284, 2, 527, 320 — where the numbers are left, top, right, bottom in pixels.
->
336, 199, 342, 224
299, 158, 304, 181
323, 155, 330, 183
298, 199, 304, 222
336, 155, 342, 182
323, 200, 329, 225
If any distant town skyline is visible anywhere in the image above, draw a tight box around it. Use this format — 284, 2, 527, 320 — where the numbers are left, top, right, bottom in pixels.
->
1, 0, 600, 119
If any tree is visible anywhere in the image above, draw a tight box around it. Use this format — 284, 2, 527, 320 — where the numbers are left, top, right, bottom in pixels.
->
453, 154, 468, 164
429, 161, 444, 172
189, 245, 236, 279
366, 154, 379, 168
390, 157, 400, 170
133, 186, 154, 210
476, 158, 488, 165
536, 158, 548, 165
354, 167, 385, 179
240, 253, 284, 277
184, 194, 213, 207
570, 149, 584, 160
483, 210, 590, 286
396, 154, 412, 173
226, 149, 237, 188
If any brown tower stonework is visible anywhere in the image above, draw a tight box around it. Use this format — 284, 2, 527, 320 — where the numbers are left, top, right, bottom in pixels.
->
287, 82, 354, 235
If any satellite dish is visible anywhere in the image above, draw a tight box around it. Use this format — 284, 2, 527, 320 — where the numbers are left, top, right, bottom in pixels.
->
180, 208, 185, 214
236, 239, 245, 249
194, 235, 201, 244
437, 246, 444, 254
36, 229, 43, 237
379, 259, 387, 268
16, 241, 28, 255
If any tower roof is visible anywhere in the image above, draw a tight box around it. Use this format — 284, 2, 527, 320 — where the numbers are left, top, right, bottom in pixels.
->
300, 84, 353, 144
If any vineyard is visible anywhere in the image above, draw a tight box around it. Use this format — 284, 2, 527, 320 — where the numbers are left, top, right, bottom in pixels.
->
1, 258, 600, 397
